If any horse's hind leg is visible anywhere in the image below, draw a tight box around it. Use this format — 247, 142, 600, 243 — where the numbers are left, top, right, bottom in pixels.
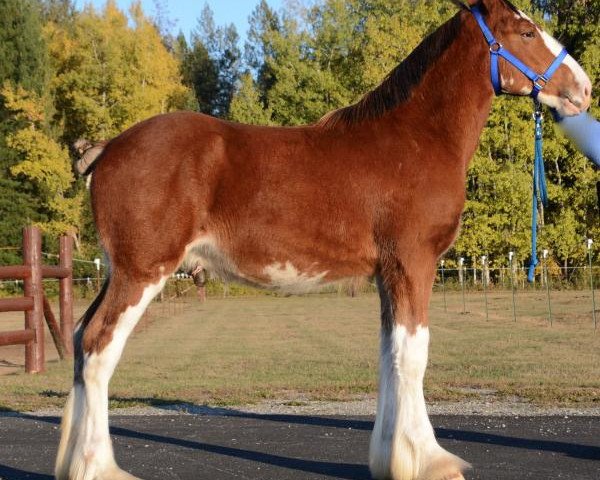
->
55, 272, 167, 480
369, 254, 469, 480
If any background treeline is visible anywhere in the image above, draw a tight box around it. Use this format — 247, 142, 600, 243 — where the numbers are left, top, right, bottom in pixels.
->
0, 0, 598, 276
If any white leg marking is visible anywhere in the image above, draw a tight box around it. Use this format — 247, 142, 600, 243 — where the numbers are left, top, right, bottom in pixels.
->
67, 278, 166, 480
370, 325, 438, 479
370, 324, 469, 480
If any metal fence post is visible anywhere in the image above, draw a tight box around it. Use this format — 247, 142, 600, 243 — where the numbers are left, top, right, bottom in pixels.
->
440, 259, 447, 313
587, 239, 597, 329
543, 249, 552, 326
509, 251, 517, 322
94, 258, 101, 292
482, 256, 489, 321
459, 257, 466, 314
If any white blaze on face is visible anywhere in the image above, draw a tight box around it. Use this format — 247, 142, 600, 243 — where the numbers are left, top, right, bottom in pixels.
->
539, 30, 590, 90
518, 10, 591, 114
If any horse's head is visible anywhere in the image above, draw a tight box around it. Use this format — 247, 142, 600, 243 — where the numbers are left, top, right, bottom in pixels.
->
465, 0, 591, 116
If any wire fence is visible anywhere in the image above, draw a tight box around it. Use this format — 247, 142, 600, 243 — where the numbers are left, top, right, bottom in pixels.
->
434, 264, 598, 329
1, 253, 598, 329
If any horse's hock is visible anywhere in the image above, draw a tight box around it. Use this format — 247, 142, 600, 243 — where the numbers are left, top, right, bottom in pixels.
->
0, 226, 74, 373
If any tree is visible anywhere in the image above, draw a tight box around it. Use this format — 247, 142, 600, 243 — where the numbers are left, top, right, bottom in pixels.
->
40, 0, 76, 26
0, 0, 48, 95
229, 72, 272, 125
192, 4, 241, 117
0, 0, 50, 257
242, 0, 358, 125
246, 0, 281, 102
179, 32, 219, 114
47, 0, 190, 144
2, 82, 82, 238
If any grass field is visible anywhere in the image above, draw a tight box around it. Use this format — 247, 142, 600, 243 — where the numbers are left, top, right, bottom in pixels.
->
0, 289, 599, 411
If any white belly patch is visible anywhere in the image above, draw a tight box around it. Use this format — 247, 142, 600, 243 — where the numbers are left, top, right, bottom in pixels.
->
263, 261, 328, 294
182, 237, 328, 293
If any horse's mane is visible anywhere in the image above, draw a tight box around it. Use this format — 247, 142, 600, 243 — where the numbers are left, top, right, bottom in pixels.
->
318, 13, 463, 129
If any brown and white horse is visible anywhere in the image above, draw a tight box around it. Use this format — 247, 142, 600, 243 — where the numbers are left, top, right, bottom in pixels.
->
56, 1, 591, 479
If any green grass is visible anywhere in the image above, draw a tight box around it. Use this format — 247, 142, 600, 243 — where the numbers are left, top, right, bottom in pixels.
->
0, 290, 599, 412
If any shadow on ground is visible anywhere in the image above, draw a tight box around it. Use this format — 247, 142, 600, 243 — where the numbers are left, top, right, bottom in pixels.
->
1, 407, 598, 480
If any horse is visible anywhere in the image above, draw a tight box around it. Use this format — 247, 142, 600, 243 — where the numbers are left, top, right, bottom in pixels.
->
55, 1, 591, 479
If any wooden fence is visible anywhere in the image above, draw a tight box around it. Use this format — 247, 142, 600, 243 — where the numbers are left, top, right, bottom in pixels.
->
0, 226, 73, 373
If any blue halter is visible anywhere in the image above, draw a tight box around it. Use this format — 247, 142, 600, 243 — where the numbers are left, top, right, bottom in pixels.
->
471, 5, 569, 282
471, 5, 568, 98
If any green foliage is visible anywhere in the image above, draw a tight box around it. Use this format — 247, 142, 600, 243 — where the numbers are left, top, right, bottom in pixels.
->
188, 4, 241, 117
0, 0, 51, 258
178, 32, 218, 114
46, 0, 189, 144
229, 72, 272, 125
2, 82, 82, 238
0, 0, 48, 94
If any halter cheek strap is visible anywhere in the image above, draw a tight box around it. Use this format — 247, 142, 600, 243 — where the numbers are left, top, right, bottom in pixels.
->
471, 5, 568, 98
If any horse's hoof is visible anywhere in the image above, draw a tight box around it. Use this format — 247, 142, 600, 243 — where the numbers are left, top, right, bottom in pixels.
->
445, 474, 465, 480
104, 466, 143, 480
417, 449, 470, 480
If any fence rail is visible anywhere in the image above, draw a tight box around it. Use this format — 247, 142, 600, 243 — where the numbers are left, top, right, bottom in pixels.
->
0, 227, 74, 373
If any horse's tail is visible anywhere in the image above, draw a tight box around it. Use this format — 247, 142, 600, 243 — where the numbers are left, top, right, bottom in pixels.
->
73, 139, 108, 176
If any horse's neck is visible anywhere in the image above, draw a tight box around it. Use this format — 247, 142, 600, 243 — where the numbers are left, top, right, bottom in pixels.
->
388, 14, 494, 168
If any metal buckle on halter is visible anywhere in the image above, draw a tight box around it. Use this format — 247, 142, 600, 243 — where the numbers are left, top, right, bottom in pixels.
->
489, 42, 502, 53
533, 75, 548, 92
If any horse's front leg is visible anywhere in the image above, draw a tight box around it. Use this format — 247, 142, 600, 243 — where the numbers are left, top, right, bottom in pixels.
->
369, 259, 468, 480
56, 274, 166, 480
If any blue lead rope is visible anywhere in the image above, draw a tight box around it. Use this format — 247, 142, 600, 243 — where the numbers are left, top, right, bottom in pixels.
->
528, 101, 548, 282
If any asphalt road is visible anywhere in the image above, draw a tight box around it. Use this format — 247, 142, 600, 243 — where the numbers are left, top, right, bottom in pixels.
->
0, 413, 598, 479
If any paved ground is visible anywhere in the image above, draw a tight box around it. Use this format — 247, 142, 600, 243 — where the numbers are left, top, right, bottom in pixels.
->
0, 413, 598, 479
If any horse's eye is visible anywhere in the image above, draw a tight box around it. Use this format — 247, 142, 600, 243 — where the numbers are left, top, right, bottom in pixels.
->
521, 31, 536, 39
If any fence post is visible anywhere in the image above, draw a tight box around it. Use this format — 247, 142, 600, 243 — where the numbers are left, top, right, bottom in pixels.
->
60, 235, 74, 355
440, 260, 447, 313
23, 226, 44, 373
587, 239, 597, 329
482, 256, 489, 321
543, 249, 552, 326
459, 257, 466, 314
94, 258, 101, 292
509, 251, 517, 322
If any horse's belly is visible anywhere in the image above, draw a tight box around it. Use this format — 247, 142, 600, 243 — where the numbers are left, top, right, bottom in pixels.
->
181, 234, 370, 294
180, 236, 328, 293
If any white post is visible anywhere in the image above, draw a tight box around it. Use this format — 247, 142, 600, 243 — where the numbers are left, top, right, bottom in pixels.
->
93, 257, 101, 292
481, 256, 489, 321
587, 239, 596, 329
459, 257, 466, 314
509, 251, 516, 322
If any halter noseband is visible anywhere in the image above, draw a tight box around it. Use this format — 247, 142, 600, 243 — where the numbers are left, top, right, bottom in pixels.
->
471, 5, 568, 98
